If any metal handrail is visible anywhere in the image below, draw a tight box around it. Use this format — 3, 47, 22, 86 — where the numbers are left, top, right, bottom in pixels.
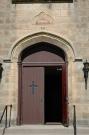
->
0, 105, 12, 135
73, 105, 77, 135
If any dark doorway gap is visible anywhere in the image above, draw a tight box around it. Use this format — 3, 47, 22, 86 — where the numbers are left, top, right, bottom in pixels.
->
45, 66, 62, 123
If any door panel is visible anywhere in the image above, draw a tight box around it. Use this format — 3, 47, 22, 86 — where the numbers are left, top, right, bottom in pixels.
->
22, 66, 44, 124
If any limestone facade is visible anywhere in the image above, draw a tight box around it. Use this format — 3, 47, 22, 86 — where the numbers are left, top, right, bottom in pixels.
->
0, 0, 89, 126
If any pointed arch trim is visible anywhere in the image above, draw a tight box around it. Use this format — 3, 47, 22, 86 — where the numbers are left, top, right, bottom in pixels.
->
9, 32, 75, 62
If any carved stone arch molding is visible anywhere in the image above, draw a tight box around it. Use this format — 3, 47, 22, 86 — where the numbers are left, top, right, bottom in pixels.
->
10, 32, 75, 62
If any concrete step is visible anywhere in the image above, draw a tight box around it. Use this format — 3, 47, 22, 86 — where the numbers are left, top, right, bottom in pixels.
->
4, 125, 89, 135
0, 128, 4, 135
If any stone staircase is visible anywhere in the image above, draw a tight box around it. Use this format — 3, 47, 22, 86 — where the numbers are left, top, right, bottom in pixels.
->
0, 125, 89, 135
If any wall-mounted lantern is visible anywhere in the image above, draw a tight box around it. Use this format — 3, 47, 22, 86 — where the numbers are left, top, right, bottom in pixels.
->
0, 63, 3, 82
83, 60, 89, 89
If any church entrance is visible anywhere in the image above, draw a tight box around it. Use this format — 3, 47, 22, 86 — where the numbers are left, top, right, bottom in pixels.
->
18, 42, 68, 125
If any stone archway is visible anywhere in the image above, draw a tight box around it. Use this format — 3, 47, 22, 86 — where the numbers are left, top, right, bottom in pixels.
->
10, 32, 75, 62
10, 32, 75, 125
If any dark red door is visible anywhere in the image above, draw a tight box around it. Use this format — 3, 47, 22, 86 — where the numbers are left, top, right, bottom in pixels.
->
21, 66, 44, 124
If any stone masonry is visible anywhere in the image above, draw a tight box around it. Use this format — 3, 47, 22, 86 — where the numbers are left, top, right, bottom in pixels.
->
0, 0, 89, 126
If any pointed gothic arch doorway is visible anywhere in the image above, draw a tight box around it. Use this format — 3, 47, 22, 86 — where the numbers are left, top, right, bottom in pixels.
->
18, 42, 68, 126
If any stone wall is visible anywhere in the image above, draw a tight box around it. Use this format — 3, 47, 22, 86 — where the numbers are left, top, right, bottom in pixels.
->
0, 0, 89, 126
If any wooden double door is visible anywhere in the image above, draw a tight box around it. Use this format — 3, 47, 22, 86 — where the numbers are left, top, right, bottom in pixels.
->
19, 64, 68, 125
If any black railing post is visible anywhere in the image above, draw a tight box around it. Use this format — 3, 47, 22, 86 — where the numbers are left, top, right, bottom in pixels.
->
73, 105, 77, 135
0, 107, 6, 124
9, 105, 12, 127
0, 104, 12, 135
5, 106, 7, 128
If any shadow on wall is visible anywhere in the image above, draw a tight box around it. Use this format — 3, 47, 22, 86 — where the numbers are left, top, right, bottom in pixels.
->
0, 63, 3, 82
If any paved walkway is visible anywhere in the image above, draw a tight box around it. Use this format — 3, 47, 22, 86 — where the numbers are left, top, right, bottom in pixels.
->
0, 125, 89, 135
